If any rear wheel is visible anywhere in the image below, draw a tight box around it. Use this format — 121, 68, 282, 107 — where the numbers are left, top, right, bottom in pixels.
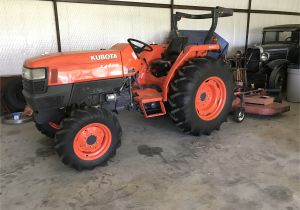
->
55, 107, 121, 170
168, 57, 234, 135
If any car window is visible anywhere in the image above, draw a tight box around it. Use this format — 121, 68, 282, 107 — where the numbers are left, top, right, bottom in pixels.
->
264, 32, 277, 43
278, 31, 292, 42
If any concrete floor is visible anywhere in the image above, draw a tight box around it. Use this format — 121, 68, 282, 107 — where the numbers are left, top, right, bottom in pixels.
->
0, 103, 299, 210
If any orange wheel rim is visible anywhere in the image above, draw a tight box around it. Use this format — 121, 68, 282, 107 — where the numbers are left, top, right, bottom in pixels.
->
73, 123, 112, 161
195, 76, 227, 121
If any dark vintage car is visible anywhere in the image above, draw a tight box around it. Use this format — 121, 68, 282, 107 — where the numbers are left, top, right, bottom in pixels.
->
238, 24, 300, 90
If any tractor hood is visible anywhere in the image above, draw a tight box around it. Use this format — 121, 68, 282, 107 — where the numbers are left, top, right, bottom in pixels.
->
23, 44, 140, 86
24, 50, 121, 68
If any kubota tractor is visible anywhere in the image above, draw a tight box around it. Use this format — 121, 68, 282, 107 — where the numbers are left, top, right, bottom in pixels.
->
22, 7, 234, 170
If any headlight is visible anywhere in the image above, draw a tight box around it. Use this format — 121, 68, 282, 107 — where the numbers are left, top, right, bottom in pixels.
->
22, 67, 46, 80
260, 52, 269, 62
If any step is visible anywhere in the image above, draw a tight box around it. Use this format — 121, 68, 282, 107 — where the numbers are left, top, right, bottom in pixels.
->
134, 88, 166, 118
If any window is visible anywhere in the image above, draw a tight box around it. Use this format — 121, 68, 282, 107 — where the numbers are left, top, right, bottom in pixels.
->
278, 31, 292, 42
264, 32, 277, 43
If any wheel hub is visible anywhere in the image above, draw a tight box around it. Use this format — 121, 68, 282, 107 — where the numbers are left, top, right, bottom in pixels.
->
73, 123, 112, 160
195, 76, 227, 121
87, 135, 97, 145
200, 92, 207, 101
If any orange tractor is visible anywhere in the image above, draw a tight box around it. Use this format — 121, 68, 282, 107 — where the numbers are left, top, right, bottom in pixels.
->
22, 7, 234, 170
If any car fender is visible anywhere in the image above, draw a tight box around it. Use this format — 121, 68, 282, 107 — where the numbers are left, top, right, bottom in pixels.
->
266, 59, 289, 70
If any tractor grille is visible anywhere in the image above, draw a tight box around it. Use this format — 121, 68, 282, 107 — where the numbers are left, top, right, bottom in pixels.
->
23, 79, 47, 94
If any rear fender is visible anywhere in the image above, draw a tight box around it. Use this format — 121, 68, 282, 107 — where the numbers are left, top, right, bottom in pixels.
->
162, 44, 220, 101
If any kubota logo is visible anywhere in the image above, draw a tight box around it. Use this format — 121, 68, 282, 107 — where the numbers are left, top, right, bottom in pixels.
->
90, 53, 118, 61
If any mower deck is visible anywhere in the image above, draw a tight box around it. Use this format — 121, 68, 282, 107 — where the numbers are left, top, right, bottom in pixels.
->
244, 101, 290, 116
233, 93, 290, 116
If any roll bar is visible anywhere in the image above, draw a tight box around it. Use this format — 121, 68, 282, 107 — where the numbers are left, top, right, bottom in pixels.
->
172, 7, 233, 44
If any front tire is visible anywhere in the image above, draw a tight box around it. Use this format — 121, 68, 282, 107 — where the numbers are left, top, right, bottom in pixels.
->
233, 108, 245, 123
35, 122, 60, 138
55, 108, 122, 170
168, 57, 234, 135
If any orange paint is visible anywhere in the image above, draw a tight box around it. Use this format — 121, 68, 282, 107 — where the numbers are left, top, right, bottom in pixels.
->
195, 76, 227, 121
73, 123, 112, 161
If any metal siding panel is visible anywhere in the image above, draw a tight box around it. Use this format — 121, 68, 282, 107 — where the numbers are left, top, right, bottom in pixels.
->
251, 0, 300, 13
58, 3, 170, 52
109, 0, 170, 3
0, 0, 57, 76
248, 14, 300, 46
174, 0, 249, 9
174, 9, 247, 55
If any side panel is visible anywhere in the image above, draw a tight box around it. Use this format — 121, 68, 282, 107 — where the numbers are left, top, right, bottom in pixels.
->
23, 84, 72, 111
48, 51, 123, 86
69, 78, 124, 106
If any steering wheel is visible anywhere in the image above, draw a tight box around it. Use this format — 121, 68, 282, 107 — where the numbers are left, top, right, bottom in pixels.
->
127, 38, 153, 54
285, 37, 292, 41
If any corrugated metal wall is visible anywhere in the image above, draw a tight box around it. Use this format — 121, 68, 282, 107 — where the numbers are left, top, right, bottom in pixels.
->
0, 0, 57, 76
58, 3, 170, 51
249, 0, 300, 45
0, 0, 299, 76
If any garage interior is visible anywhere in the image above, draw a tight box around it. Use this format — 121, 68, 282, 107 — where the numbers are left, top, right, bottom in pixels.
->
0, 0, 300, 210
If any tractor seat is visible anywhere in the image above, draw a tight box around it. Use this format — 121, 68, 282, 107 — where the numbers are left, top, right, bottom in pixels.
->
151, 36, 188, 77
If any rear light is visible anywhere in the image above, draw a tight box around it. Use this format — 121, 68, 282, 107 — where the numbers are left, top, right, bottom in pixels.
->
211, 35, 218, 44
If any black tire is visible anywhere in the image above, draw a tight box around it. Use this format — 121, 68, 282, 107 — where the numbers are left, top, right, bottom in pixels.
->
269, 65, 287, 90
35, 111, 65, 138
168, 57, 234, 135
55, 108, 122, 170
4, 78, 26, 112
233, 108, 245, 123
35, 123, 59, 138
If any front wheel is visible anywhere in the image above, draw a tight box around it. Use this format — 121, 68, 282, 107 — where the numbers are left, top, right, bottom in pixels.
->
35, 122, 61, 138
55, 108, 122, 170
168, 57, 234, 135
233, 108, 245, 123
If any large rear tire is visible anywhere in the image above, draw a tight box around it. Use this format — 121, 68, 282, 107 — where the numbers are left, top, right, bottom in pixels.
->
55, 108, 122, 170
168, 57, 234, 135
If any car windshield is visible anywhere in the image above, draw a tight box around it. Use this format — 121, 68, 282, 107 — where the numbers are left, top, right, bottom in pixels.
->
263, 30, 299, 44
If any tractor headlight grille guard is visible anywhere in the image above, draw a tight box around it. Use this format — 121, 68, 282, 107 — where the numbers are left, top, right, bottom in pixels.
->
22, 67, 47, 94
